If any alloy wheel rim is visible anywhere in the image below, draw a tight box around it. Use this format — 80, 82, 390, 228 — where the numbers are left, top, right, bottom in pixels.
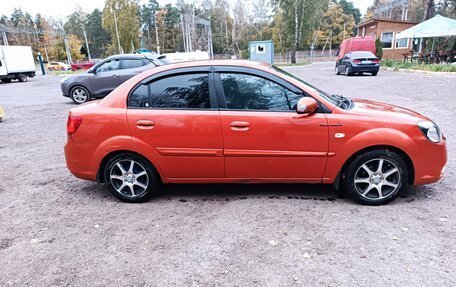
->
73, 89, 87, 103
354, 158, 401, 200
110, 160, 149, 198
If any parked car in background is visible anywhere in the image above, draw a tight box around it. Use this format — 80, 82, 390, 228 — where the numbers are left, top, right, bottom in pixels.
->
336, 51, 381, 76
48, 61, 71, 71
64, 60, 446, 205
0, 45, 36, 83
61, 54, 164, 104
71, 60, 98, 71
336, 36, 376, 61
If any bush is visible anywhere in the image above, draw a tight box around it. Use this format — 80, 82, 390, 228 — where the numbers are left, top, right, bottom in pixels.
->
375, 38, 383, 59
380, 59, 456, 72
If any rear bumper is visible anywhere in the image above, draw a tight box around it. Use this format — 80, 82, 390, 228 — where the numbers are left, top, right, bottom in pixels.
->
349, 65, 380, 73
64, 139, 98, 181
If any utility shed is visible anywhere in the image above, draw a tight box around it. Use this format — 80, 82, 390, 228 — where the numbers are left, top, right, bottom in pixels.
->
249, 41, 274, 64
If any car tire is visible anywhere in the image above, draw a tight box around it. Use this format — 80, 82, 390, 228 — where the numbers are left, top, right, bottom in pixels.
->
372, 71, 378, 76
335, 65, 340, 75
345, 67, 352, 76
17, 74, 27, 82
1, 78, 11, 83
343, 149, 408, 206
104, 153, 160, 203
70, 86, 91, 104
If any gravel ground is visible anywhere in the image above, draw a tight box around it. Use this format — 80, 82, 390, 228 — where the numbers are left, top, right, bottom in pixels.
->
0, 63, 455, 286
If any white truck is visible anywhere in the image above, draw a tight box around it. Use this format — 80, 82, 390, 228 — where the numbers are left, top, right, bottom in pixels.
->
0, 45, 36, 83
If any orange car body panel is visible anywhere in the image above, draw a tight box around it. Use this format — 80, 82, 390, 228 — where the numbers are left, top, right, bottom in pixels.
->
64, 60, 447, 187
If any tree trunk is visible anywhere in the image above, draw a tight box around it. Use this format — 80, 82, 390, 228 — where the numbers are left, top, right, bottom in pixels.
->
292, 0, 299, 64
422, 0, 434, 52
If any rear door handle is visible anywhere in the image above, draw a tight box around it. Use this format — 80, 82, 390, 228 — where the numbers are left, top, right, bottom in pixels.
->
136, 120, 155, 129
231, 121, 250, 131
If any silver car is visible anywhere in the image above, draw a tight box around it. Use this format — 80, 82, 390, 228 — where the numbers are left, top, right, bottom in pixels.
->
61, 54, 163, 104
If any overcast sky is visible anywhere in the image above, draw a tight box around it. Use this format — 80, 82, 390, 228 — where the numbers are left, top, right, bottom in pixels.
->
1, 0, 374, 20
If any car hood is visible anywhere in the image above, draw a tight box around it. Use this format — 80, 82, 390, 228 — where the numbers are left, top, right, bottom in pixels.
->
350, 98, 429, 123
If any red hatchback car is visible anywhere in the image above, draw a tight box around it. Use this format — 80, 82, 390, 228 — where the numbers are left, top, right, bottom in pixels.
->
64, 60, 447, 205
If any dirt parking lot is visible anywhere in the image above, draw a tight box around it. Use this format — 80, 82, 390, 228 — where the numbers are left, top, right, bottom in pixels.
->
0, 62, 455, 286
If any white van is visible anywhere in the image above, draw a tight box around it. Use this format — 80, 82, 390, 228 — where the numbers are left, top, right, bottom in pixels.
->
0, 45, 36, 83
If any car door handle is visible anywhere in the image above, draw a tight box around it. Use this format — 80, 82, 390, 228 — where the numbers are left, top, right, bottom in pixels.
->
136, 120, 155, 129
231, 121, 250, 131
112, 74, 118, 78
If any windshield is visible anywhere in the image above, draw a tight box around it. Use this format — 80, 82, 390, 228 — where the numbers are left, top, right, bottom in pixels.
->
271, 65, 347, 108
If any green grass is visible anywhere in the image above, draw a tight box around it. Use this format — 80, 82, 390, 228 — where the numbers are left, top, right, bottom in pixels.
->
275, 61, 311, 67
381, 59, 456, 72
47, 70, 84, 76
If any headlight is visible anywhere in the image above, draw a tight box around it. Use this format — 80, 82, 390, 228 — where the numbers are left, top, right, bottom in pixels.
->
418, 121, 441, 143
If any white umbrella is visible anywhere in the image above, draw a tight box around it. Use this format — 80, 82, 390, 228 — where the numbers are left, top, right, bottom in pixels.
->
396, 14, 456, 39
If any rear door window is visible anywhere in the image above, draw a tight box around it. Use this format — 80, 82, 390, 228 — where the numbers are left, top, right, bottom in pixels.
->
122, 59, 145, 70
129, 73, 211, 109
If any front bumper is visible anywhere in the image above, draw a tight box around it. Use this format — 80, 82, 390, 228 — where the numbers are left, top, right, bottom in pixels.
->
413, 138, 447, 185
61, 81, 70, 97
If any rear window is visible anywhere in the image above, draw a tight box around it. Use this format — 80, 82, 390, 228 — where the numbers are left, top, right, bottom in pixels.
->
351, 52, 376, 58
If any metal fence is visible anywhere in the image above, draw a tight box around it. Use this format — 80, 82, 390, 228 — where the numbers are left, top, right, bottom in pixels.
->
213, 49, 338, 64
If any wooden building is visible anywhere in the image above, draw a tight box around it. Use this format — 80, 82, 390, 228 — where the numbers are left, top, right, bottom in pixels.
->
356, 19, 419, 59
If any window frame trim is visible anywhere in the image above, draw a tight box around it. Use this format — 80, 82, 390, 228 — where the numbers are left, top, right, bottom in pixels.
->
127, 66, 218, 110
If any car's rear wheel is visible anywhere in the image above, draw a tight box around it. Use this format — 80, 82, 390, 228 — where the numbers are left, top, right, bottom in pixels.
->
70, 86, 90, 104
335, 65, 340, 75
372, 71, 378, 76
345, 67, 352, 76
104, 153, 159, 203
343, 149, 408, 205
17, 74, 27, 82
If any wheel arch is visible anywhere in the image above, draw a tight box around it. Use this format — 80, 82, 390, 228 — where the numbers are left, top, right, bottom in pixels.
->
97, 150, 163, 184
340, 145, 415, 185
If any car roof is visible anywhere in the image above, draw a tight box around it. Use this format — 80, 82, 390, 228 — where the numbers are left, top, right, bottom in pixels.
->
156, 59, 269, 70
105, 54, 147, 60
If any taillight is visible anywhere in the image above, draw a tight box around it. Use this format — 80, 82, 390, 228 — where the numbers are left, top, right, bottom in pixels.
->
353, 59, 361, 64
373, 59, 380, 63
67, 114, 82, 135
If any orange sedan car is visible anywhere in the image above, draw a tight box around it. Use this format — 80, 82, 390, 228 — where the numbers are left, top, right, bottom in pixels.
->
64, 60, 447, 205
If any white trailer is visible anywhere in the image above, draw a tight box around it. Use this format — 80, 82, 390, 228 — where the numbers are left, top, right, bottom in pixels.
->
0, 45, 36, 83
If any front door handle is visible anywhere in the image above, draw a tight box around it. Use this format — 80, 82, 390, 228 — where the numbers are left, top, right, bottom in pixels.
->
136, 120, 155, 129
231, 121, 250, 131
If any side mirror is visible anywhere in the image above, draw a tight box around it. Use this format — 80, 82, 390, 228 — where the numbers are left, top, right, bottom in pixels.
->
88, 69, 95, 74
296, 97, 319, 115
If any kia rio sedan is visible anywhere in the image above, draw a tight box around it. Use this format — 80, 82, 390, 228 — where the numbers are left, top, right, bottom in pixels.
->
64, 60, 447, 205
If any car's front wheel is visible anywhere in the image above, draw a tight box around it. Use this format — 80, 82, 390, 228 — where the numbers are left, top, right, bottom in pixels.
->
70, 86, 91, 104
343, 149, 408, 205
104, 153, 160, 203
